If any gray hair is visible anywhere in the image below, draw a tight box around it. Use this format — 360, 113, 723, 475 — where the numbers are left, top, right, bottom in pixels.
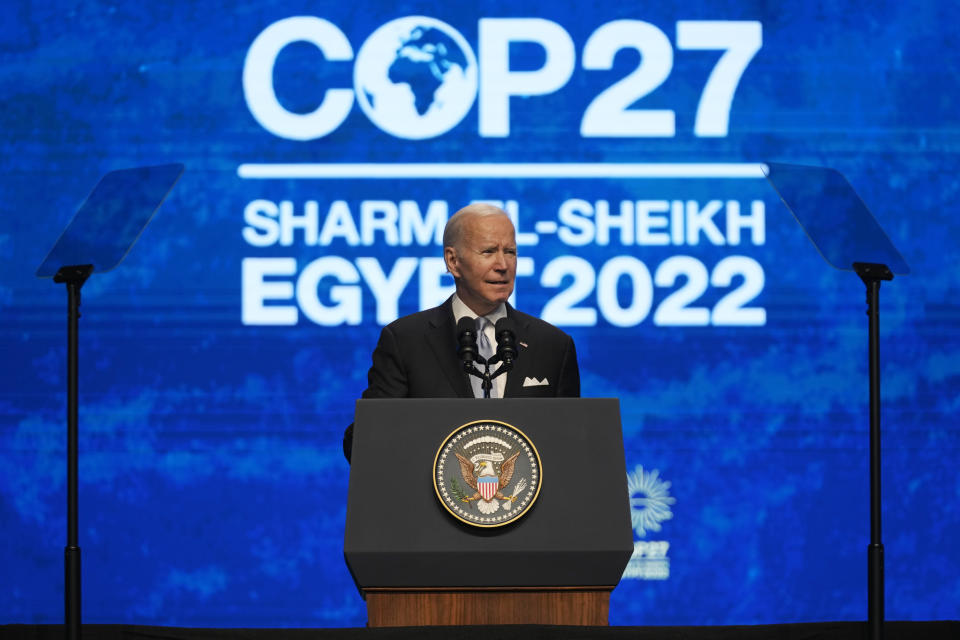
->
442, 203, 511, 249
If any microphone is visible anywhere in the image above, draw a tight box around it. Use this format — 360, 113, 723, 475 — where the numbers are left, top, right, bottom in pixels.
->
456, 316, 479, 369
494, 317, 518, 368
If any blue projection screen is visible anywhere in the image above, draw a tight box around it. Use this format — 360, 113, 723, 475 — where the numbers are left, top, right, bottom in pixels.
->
2, 0, 958, 627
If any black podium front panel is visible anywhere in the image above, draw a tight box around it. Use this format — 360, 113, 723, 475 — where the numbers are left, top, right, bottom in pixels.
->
344, 398, 632, 589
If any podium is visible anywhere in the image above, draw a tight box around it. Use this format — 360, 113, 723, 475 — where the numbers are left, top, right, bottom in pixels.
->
344, 398, 633, 627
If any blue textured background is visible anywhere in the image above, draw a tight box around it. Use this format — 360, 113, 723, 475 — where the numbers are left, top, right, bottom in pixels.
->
2, 0, 958, 627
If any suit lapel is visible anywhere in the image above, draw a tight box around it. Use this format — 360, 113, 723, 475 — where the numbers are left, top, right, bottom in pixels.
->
425, 298, 474, 398
503, 305, 534, 398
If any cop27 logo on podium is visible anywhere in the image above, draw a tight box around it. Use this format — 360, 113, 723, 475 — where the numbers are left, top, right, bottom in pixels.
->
243, 16, 762, 140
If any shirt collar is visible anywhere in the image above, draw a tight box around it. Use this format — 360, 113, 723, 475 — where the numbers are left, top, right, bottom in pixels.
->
451, 294, 507, 327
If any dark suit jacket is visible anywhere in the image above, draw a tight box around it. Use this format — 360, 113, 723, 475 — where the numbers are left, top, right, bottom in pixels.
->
361, 297, 580, 399
344, 297, 580, 459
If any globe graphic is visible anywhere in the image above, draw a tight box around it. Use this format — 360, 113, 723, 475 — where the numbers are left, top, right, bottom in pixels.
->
354, 17, 478, 139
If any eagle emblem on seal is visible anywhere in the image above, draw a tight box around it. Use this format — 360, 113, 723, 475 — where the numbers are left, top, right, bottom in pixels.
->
455, 450, 521, 511
433, 420, 541, 527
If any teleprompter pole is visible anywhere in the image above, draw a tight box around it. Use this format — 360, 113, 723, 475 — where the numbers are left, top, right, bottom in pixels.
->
54, 264, 93, 640
853, 262, 891, 640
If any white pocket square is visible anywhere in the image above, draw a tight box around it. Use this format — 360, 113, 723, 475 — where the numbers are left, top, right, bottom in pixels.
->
522, 376, 549, 387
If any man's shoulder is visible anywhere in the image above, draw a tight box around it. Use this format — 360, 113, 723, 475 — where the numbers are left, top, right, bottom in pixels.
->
383, 303, 450, 334
509, 306, 574, 343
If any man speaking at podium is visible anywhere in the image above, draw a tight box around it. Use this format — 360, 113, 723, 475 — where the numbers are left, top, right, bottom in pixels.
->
344, 203, 580, 460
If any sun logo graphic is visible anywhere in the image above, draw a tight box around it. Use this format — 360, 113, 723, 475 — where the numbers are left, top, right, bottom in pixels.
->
623, 464, 675, 580
628, 464, 675, 537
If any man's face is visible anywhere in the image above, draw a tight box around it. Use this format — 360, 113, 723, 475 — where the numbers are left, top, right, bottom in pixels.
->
445, 214, 517, 316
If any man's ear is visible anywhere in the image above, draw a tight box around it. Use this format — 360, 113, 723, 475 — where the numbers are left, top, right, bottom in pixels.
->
444, 246, 460, 278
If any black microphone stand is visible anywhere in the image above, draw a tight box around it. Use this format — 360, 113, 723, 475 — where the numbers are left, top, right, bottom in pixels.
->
463, 355, 512, 398
457, 317, 517, 398
457, 317, 513, 398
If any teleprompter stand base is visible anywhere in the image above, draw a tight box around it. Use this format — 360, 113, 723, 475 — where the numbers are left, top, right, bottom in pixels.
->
364, 586, 613, 627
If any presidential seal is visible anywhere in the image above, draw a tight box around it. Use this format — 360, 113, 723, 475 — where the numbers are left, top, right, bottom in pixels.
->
433, 420, 541, 528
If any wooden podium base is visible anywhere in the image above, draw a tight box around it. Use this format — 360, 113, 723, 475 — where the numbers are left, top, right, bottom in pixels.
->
364, 586, 613, 627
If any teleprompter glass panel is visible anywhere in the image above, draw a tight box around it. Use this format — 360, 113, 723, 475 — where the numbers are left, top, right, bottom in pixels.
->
37, 163, 184, 277
763, 162, 909, 275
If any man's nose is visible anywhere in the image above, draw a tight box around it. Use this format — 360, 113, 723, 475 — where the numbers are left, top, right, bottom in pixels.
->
493, 251, 508, 270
